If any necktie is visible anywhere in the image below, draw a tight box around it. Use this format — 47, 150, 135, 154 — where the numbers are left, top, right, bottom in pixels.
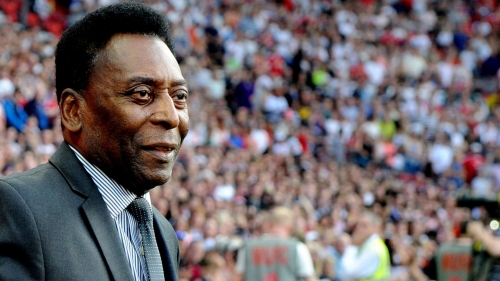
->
127, 198, 165, 281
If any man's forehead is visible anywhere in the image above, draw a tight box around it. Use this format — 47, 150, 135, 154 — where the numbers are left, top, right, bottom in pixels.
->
102, 33, 170, 58
92, 33, 180, 80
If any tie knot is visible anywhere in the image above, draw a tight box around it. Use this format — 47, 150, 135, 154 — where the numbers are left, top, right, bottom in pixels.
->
127, 197, 152, 224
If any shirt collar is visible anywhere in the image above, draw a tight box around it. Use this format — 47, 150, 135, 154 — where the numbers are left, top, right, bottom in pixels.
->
69, 145, 150, 219
363, 234, 381, 246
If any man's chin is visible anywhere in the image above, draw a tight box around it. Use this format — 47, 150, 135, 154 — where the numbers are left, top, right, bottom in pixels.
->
126, 173, 171, 196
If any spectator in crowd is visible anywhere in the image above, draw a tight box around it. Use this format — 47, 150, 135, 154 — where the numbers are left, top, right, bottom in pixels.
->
339, 210, 390, 281
234, 206, 316, 281
3, 90, 28, 131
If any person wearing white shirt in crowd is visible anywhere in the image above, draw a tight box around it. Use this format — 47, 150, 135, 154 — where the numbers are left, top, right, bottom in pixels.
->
427, 132, 454, 175
339, 210, 390, 281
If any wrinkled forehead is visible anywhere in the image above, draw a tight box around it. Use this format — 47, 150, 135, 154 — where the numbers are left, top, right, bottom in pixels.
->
88, 34, 183, 88
94, 34, 174, 68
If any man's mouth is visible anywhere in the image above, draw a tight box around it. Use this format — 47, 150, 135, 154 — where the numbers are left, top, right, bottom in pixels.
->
142, 144, 178, 162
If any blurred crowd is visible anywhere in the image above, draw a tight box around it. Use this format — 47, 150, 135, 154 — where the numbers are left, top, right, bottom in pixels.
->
2, 0, 500, 280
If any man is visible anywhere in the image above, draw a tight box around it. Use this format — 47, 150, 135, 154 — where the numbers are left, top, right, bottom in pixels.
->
234, 206, 316, 281
465, 221, 500, 280
0, 2, 188, 280
339, 211, 390, 281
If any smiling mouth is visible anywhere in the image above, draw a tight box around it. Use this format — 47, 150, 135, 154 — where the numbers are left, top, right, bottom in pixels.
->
143, 146, 177, 162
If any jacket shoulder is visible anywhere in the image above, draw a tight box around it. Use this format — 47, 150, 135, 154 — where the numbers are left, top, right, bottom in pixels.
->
0, 163, 64, 196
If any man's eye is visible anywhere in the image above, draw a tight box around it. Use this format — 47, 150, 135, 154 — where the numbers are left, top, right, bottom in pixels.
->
174, 91, 188, 101
132, 90, 153, 102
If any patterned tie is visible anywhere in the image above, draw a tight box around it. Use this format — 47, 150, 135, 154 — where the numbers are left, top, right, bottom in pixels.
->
127, 198, 165, 281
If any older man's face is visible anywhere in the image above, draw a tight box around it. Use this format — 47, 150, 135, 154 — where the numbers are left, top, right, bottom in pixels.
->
352, 216, 375, 246
80, 34, 189, 195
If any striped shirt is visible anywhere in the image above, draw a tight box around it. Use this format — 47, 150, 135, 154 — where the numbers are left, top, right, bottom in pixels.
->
70, 146, 151, 281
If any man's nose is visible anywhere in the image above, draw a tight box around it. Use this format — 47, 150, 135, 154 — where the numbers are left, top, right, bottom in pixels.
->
150, 93, 179, 128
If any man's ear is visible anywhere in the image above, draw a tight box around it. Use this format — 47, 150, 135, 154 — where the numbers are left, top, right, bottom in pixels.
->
60, 88, 85, 133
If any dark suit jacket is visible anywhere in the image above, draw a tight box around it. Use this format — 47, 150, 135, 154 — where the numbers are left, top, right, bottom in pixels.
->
0, 142, 179, 281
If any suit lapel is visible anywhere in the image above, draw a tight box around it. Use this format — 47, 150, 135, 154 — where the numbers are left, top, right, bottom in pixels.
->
153, 209, 179, 281
82, 188, 135, 281
49, 142, 134, 281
